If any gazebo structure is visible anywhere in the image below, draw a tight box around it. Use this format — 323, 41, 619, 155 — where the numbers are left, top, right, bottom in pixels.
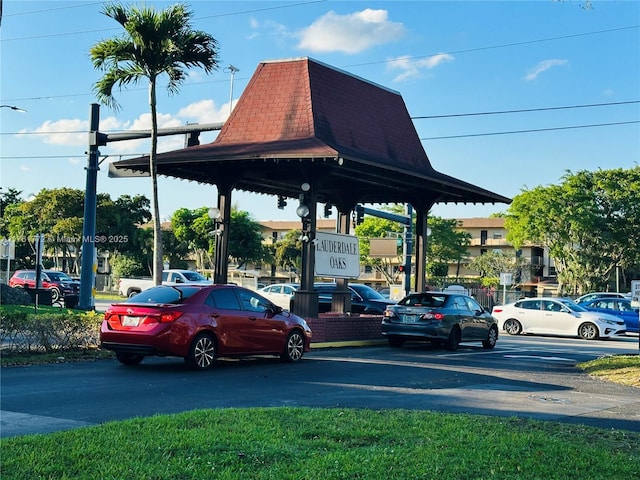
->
110, 57, 510, 317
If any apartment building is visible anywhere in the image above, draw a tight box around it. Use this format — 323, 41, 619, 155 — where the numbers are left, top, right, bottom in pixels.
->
256, 217, 554, 288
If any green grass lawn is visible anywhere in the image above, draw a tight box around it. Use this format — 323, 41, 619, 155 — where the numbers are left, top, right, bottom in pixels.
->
1, 407, 638, 480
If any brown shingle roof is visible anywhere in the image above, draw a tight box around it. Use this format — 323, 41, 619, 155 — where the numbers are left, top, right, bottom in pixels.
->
112, 57, 510, 210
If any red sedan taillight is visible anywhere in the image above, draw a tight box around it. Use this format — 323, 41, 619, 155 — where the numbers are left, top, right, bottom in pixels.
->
159, 311, 184, 323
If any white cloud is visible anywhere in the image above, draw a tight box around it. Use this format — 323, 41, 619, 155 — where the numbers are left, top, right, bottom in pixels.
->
297, 9, 405, 54
249, 18, 291, 42
22, 118, 88, 146
524, 59, 569, 81
23, 99, 228, 158
177, 99, 228, 124
386, 53, 455, 82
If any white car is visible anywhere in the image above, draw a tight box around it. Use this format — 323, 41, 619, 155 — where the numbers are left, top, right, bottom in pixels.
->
491, 297, 626, 340
574, 291, 630, 304
257, 283, 299, 310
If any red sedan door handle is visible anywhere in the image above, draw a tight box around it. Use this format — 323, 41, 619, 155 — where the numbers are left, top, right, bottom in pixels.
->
249, 316, 258, 321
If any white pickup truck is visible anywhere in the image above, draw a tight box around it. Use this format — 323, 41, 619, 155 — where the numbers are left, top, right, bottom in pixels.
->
117, 269, 212, 297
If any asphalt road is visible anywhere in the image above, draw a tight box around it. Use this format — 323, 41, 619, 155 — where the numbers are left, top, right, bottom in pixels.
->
1, 334, 638, 438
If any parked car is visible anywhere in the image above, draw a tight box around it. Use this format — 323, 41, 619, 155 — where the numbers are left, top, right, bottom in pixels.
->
491, 297, 626, 340
9, 269, 80, 303
574, 292, 630, 305
381, 291, 498, 351
377, 287, 391, 299
100, 284, 312, 370
314, 282, 396, 314
580, 297, 639, 334
257, 283, 300, 310
117, 269, 213, 297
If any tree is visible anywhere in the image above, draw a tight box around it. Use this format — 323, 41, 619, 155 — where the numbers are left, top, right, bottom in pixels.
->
172, 207, 214, 270
172, 206, 267, 271
354, 215, 403, 285
228, 210, 269, 267
426, 217, 471, 279
466, 250, 530, 288
353, 206, 472, 285
3, 188, 152, 273
273, 229, 303, 279
505, 167, 640, 294
90, 3, 219, 285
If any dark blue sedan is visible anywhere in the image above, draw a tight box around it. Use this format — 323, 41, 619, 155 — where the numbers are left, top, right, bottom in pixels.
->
581, 298, 639, 334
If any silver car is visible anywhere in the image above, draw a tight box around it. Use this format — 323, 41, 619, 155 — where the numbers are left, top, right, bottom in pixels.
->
381, 292, 498, 351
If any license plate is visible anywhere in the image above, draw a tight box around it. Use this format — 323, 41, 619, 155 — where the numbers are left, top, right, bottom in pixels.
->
122, 315, 140, 327
400, 314, 419, 323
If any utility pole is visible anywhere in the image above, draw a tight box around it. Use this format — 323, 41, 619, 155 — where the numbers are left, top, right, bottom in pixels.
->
78, 104, 100, 310
78, 103, 224, 310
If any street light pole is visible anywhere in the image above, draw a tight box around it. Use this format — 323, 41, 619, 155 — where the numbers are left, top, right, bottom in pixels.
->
225, 65, 239, 116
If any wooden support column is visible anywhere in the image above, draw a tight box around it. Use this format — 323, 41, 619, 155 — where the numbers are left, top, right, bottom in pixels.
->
292, 183, 319, 318
331, 211, 352, 314
213, 185, 232, 285
414, 206, 428, 293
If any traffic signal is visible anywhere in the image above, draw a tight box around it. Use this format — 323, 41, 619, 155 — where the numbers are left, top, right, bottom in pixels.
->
355, 204, 364, 225
398, 265, 405, 273
323, 203, 333, 218
184, 130, 200, 147
277, 195, 287, 209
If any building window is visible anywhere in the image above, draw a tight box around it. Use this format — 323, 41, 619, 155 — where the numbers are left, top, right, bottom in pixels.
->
480, 230, 488, 245
493, 232, 502, 240
364, 265, 372, 274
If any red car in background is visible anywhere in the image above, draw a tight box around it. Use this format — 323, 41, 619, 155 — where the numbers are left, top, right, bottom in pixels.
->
100, 284, 312, 370
9, 269, 80, 303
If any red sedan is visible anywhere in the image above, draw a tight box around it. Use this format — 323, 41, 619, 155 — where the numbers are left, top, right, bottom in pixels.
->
100, 284, 312, 370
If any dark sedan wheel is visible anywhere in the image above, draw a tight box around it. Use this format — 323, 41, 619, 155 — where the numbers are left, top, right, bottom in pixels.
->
115, 352, 144, 366
281, 330, 305, 362
50, 287, 61, 303
578, 322, 599, 340
186, 333, 217, 370
483, 325, 498, 349
445, 327, 461, 351
503, 319, 522, 335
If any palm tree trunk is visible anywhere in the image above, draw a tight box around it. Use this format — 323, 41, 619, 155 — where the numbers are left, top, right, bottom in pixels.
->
149, 78, 164, 285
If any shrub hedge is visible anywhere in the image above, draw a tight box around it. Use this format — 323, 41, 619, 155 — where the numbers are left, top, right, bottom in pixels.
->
0, 307, 103, 353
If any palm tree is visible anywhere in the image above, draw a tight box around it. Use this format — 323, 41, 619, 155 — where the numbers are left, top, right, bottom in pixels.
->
90, 3, 219, 285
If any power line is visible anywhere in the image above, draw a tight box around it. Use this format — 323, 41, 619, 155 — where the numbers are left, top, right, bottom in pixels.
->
345, 25, 639, 69
1, 1, 327, 42
1, 120, 637, 156
411, 101, 640, 119
420, 120, 640, 141
0, 100, 640, 141
3, 1, 104, 17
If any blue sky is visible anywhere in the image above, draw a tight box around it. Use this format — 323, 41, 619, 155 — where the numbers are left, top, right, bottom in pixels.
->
1, 0, 638, 223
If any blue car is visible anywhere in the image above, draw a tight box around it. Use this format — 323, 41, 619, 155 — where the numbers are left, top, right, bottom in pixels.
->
580, 298, 639, 334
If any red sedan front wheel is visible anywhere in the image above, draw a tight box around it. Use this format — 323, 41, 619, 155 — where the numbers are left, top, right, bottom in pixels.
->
185, 333, 217, 370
